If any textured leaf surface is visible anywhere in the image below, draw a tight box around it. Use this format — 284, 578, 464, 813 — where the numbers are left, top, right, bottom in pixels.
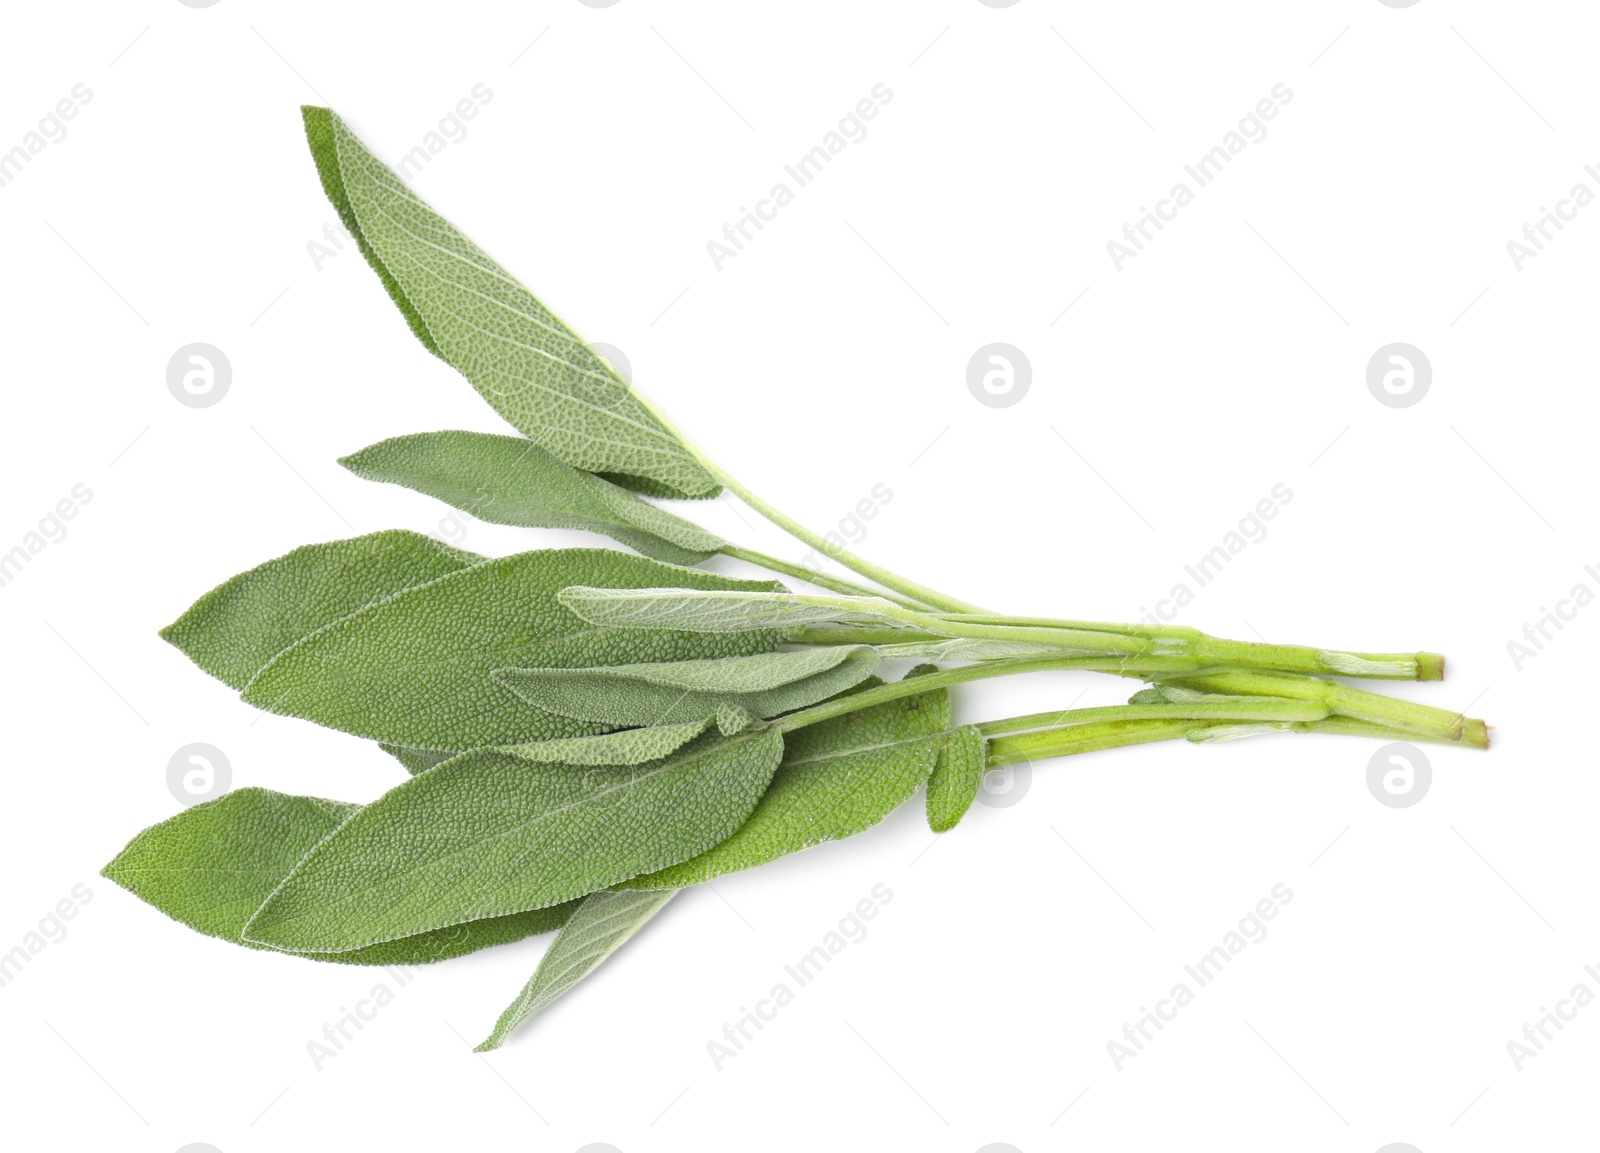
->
340, 431, 725, 566
502, 719, 711, 765
877, 637, 1055, 661
559, 587, 908, 633
494, 646, 879, 728
160, 530, 479, 691
240, 549, 784, 750
623, 676, 949, 889
475, 889, 676, 1051
380, 744, 457, 776
925, 725, 987, 832
243, 729, 784, 953
307, 107, 716, 499
102, 789, 573, 965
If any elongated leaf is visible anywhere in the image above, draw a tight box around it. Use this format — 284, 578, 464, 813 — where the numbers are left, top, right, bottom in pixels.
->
340, 431, 725, 566
161, 530, 479, 691
240, 549, 785, 750
494, 646, 879, 729
102, 789, 573, 965
502, 719, 712, 765
304, 107, 717, 499
877, 637, 1055, 661
380, 743, 457, 776
925, 725, 988, 832
559, 587, 909, 634
242, 728, 785, 953
623, 675, 950, 889
475, 889, 676, 1051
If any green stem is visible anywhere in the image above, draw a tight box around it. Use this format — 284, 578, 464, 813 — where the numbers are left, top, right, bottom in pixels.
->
974, 697, 1330, 737
631, 391, 981, 613
933, 613, 1441, 681
982, 715, 1467, 767
1155, 669, 1489, 748
718, 545, 926, 611
769, 654, 1215, 736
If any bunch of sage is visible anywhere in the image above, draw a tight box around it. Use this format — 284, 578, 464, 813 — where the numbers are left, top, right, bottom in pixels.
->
103, 107, 1489, 1050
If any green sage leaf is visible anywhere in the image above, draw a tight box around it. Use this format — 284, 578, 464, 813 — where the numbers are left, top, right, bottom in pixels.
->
501, 719, 712, 765
475, 888, 676, 1051
925, 725, 987, 833
559, 587, 909, 634
339, 431, 725, 566
493, 646, 880, 729
242, 728, 785, 953
160, 530, 479, 691
379, 744, 457, 776
102, 788, 573, 965
240, 549, 785, 750
304, 107, 717, 499
622, 675, 949, 889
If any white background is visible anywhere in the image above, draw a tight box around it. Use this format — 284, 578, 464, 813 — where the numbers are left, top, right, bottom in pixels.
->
0, 2, 1593, 1150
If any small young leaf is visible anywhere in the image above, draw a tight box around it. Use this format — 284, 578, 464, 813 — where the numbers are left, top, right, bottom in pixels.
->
102, 789, 573, 965
242, 728, 785, 953
475, 888, 676, 1051
925, 725, 988, 833
339, 431, 726, 566
622, 675, 950, 889
493, 646, 880, 728
559, 587, 908, 634
240, 549, 786, 750
160, 530, 479, 690
502, 719, 712, 765
305, 107, 718, 500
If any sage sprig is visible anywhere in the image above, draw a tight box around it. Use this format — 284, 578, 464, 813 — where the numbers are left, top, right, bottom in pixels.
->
104, 105, 1490, 1053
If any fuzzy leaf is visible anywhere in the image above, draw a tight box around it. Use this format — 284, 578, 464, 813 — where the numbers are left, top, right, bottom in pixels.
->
160, 530, 479, 691
240, 549, 785, 751
475, 889, 676, 1051
877, 637, 1055, 661
925, 725, 987, 832
623, 675, 949, 889
559, 587, 909, 634
242, 729, 784, 953
339, 431, 725, 566
493, 646, 880, 729
380, 744, 457, 776
304, 107, 717, 499
502, 719, 712, 765
102, 788, 574, 965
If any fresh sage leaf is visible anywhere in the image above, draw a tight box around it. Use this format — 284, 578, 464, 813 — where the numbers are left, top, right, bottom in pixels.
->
501, 719, 712, 765
242, 728, 785, 953
240, 549, 785, 750
622, 674, 949, 889
160, 530, 480, 691
379, 743, 458, 776
877, 637, 1055, 661
475, 888, 676, 1051
303, 107, 717, 500
102, 788, 574, 965
925, 725, 988, 833
558, 587, 909, 634
492, 646, 880, 729
339, 431, 726, 566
